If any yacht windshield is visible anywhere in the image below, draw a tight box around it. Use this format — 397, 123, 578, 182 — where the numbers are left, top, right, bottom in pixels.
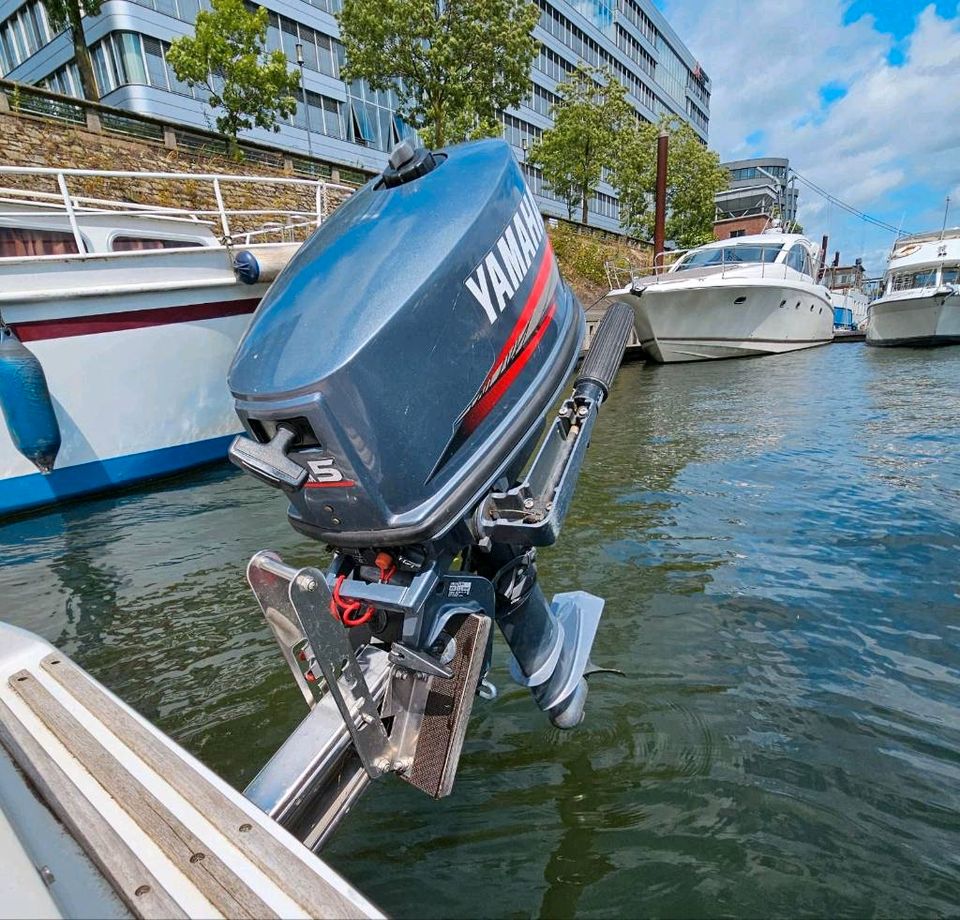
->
675, 244, 783, 270
890, 268, 939, 291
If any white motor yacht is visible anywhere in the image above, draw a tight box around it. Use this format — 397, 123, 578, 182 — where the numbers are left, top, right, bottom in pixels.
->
609, 231, 834, 363
867, 228, 960, 346
0, 165, 352, 516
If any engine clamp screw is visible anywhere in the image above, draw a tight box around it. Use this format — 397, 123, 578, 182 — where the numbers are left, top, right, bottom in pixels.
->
577, 405, 589, 417
297, 575, 318, 591
523, 497, 535, 510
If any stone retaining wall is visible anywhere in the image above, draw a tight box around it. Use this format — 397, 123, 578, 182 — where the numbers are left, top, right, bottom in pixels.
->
0, 105, 353, 241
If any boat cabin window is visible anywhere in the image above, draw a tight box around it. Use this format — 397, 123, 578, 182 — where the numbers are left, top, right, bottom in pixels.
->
676, 244, 783, 269
111, 236, 204, 252
785, 245, 812, 276
942, 267, 960, 284
890, 269, 938, 291
0, 227, 81, 258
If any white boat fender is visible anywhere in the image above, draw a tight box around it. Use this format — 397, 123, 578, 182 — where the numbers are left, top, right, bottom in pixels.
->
0, 324, 61, 472
234, 247, 298, 285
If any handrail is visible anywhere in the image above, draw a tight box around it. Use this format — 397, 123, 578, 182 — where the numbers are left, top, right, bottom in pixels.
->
0, 164, 330, 186
0, 164, 355, 251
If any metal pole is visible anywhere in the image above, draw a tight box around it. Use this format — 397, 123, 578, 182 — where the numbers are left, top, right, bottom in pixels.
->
212, 177, 231, 243
653, 131, 668, 271
56, 172, 87, 254
940, 196, 950, 241
296, 42, 313, 158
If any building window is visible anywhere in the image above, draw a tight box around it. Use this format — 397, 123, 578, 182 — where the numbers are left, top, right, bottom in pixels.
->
525, 82, 558, 117
615, 25, 655, 78
616, 0, 658, 45
655, 35, 687, 107
535, 46, 575, 84
502, 113, 542, 151
258, 6, 342, 78
0, 0, 55, 73
43, 61, 83, 97
345, 80, 407, 151
591, 191, 620, 220
91, 32, 197, 97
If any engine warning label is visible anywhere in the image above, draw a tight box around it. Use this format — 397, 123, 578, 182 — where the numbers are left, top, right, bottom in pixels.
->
447, 581, 472, 598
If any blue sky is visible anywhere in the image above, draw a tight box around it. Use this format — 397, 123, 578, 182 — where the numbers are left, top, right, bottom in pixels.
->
657, 0, 960, 273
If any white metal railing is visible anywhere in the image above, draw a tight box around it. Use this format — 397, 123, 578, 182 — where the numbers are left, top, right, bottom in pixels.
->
606, 244, 830, 294
0, 165, 356, 257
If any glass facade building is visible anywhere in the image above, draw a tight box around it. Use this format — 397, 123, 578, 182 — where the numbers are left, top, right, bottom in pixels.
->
716, 157, 798, 227
0, 0, 709, 232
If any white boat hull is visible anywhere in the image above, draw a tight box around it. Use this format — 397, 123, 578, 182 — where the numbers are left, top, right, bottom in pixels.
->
620, 281, 834, 363
866, 292, 960, 346
0, 281, 266, 517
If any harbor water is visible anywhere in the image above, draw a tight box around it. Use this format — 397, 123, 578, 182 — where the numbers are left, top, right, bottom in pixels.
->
1, 343, 959, 918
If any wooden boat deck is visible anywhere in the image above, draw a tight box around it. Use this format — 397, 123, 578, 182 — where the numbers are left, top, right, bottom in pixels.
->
0, 624, 381, 919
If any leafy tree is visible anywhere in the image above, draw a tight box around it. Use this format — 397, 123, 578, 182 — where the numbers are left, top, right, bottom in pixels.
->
44, 0, 101, 101
337, 0, 539, 149
167, 0, 301, 155
527, 66, 631, 226
613, 116, 728, 248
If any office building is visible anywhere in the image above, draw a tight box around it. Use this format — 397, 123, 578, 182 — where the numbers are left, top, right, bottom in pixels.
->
714, 156, 798, 239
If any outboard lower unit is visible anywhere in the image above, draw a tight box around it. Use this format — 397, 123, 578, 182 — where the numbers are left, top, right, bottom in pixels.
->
228, 139, 633, 848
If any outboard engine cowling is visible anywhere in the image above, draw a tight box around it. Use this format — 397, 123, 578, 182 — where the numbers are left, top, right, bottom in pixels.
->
229, 139, 634, 841
229, 139, 581, 546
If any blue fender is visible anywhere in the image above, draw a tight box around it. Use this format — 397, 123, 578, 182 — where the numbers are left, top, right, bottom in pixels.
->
0, 326, 61, 472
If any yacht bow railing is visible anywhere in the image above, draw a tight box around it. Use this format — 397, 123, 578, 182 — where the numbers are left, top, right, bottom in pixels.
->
606, 246, 821, 292
0, 165, 356, 255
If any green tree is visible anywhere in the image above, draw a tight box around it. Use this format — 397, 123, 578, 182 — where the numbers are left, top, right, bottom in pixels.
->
166, 0, 301, 155
614, 116, 728, 249
527, 66, 631, 226
337, 0, 539, 149
44, 0, 101, 101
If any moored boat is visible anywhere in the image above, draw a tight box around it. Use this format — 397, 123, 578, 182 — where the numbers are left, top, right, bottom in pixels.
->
609, 231, 834, 363
867, 228, 960, 347
0, 166, 351, 517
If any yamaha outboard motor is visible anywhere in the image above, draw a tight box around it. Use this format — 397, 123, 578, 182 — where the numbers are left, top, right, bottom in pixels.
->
228, 139, 632, 845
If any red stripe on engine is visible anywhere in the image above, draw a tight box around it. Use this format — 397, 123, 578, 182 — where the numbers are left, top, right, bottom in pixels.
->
304, 480, 356, 489
482, 240, 555, 388
11, 298, 261, 342
462, 300, 557, 434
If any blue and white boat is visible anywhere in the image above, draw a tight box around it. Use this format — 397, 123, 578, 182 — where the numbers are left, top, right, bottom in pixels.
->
0, 166, 351, 517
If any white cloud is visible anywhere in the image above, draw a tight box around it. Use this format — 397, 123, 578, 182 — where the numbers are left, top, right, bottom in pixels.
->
662, 1, 960, 271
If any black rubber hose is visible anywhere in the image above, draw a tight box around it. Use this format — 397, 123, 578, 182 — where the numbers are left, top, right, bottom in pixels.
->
574, 301, 634, 399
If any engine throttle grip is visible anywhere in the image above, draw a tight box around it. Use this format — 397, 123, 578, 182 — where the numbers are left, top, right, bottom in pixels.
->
574, 301, 633, 399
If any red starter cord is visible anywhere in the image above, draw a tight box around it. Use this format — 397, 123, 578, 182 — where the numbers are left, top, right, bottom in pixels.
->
329, 553, 396, 627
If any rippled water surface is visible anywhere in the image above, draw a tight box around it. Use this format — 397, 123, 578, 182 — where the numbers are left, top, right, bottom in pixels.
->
2, 343, 960, 918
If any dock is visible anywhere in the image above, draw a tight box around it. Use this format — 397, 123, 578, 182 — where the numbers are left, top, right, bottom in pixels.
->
586, 306, 646, 361
833, 329, 866, 342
